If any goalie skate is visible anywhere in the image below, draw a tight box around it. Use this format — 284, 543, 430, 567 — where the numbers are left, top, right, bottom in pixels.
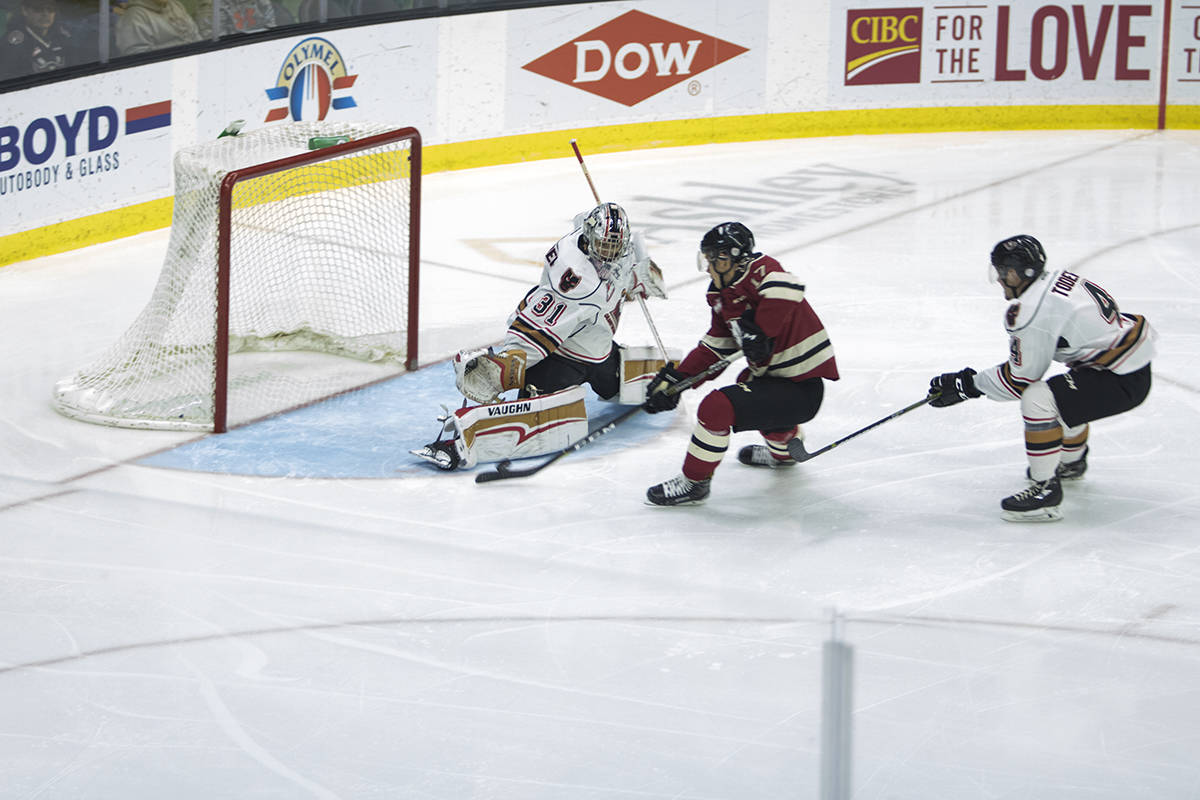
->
410, 405, 469, 471
1000, 476, 1063, 522
410, 439, 461, 471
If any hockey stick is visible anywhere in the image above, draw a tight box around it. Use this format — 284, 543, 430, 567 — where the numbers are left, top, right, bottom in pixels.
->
569, 138, 670, 362
787, 394, 934, 463
475, 355, 736, 483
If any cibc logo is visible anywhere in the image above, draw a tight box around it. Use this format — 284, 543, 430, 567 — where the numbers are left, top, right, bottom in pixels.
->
522, 10, 749, 106
845, 7, 923, 85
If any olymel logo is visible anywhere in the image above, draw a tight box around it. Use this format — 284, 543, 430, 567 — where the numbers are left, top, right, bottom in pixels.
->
522, 10, 749, 107
845, 7, 923, 85
264, 37, 358, 123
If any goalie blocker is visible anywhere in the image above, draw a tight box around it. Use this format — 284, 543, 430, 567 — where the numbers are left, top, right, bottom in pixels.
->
413, 345, 677, 470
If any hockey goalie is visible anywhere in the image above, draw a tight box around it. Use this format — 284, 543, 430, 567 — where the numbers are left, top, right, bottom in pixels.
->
412, 202, 673, 470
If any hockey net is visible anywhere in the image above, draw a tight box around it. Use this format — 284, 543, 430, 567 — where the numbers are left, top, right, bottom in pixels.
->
53, 122, 421, 432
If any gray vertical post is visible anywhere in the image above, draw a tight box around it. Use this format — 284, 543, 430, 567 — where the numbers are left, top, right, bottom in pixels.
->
98, 0, 110, 62
820, 610, 853, 800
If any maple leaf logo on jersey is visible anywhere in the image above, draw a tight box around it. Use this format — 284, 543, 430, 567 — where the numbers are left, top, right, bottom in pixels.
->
522, 10, 749, 107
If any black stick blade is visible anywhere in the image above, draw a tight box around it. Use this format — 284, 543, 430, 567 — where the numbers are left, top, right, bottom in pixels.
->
787, 439, 815, 462
475, 459, 513, 483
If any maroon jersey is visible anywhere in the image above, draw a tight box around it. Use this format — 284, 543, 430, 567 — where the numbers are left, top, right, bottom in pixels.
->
677, 254, 839, 384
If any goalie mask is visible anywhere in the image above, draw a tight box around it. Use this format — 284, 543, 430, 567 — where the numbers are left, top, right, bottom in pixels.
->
582, 202, 631, 280
698, 222, 756, 288
990, 234, 1046, 299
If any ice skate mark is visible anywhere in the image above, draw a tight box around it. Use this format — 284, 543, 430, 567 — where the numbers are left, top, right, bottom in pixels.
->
856, 610, 1200, 648
0, 614, 802, 676
422, 257, 539, 286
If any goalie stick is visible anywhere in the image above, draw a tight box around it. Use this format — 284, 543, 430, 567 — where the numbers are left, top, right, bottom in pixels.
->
475, 355, 737, 484
787, 394, 934, 463
569, 138, 669, 362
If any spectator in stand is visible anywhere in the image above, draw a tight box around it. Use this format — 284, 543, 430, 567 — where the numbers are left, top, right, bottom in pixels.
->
114, 0, 198, 55
0, 0, 84, 80
57, 0, 127, 64
194, 0, 276, 39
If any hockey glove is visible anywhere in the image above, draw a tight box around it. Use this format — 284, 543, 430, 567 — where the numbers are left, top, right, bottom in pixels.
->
929, 367, 982, 407
626, 258, 667, 301
643, 363, 686, 414
454, 347, 527, 405
737, 314, 774, 368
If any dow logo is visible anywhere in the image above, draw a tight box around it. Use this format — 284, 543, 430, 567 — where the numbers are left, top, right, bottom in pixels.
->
845, 7, 922, 85
522, 10, 749, 107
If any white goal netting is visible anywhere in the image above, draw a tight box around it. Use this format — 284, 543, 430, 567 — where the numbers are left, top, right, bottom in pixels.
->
53, 121, 419, 432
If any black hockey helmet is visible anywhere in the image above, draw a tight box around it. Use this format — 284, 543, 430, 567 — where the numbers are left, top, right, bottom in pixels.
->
700, 222, 756, 264
990, 234, 1046, 280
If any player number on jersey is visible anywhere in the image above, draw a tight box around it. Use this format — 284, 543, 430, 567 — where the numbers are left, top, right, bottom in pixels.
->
530, 291, 566, 325
1083, 281, 1118, 323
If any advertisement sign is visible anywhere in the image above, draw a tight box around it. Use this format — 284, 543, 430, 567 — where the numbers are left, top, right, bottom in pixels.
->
507, 1, 766, 130
195, 20, 439, 139
830, 1, 1163, 105
0, 68, 176, 233
1169, 3, 1200, 102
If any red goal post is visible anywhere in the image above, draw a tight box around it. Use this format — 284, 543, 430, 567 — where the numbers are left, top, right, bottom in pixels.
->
213, 127, 422, 432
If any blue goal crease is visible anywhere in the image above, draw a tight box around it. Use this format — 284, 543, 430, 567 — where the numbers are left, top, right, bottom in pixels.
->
136, 361, 675, 479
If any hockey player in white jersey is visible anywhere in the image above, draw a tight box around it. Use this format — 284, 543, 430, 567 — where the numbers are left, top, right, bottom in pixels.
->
412, 202, 668, 470
927, 234, 1156, 522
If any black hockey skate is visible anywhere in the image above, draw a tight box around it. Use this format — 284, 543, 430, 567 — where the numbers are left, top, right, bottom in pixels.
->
409, 439, 461, 471
1001, 476, 1063, 522
1027, 445, 1088, 482
646, 474, 711, 506
737, 444, 796, 468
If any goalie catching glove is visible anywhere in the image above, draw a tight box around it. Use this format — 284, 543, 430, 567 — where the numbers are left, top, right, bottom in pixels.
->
928, 367, 982, 407
454, 347, 527, 404
625, 258, 667, 301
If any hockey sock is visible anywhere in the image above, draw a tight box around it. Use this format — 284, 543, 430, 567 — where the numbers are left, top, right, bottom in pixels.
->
1062, 423, 1088, 463
1021, 381, 1063, 481
682, 391, 735, 481
763, 427, 799, 463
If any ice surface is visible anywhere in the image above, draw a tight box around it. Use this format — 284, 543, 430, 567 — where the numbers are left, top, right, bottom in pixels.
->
2, 131, 1199, 799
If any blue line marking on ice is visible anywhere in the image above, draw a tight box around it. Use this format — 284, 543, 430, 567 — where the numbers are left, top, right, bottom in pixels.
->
136, 361, 680, 478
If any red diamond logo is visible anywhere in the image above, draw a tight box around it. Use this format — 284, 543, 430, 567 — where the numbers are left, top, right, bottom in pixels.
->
522, 10, 749, 107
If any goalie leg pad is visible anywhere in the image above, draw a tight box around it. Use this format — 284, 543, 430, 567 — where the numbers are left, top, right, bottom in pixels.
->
452, 385, 588, 464
618, 345, 682, 404
454, 347, 528, 404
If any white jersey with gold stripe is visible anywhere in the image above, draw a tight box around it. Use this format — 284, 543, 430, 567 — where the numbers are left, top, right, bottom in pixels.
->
501, 227, 646, 366
974, 267, 1157, 401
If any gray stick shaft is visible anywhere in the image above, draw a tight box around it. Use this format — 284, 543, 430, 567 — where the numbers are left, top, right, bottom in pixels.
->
790, 395, 932, 462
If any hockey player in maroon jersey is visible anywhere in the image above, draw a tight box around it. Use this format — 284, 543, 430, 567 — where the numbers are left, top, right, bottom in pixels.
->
642, 222, 839, 506
928, 234, 1156, 522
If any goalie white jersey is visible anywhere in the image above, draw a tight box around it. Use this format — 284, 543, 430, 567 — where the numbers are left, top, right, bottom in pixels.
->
975, 267, 1157, 401
502, 227, 648, 366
